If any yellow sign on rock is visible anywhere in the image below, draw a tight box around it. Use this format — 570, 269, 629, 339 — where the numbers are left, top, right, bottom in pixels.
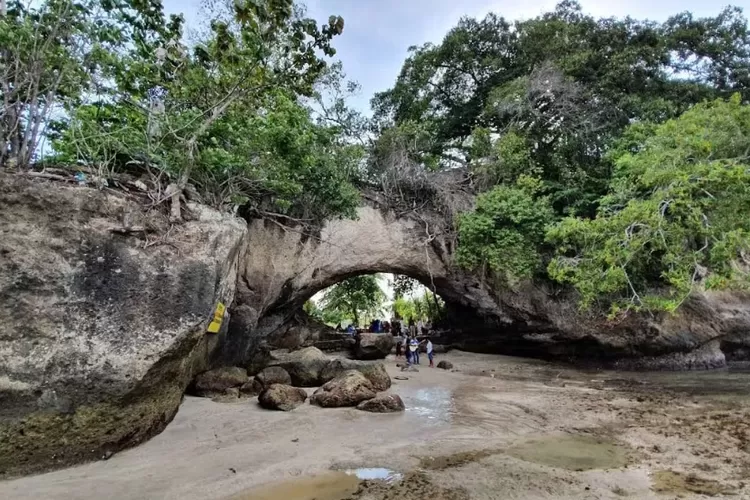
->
207, 302, 226, 333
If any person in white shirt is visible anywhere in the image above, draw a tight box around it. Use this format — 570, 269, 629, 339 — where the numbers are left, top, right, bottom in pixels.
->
425, 338, 434, 367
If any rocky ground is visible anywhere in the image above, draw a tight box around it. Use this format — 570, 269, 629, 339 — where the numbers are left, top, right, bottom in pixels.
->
1, 351, 749, 500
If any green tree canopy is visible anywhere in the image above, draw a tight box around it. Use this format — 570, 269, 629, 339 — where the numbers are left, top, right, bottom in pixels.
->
319, 275, 386, 327
547, 95, 750, 314
372, 1, 750, 216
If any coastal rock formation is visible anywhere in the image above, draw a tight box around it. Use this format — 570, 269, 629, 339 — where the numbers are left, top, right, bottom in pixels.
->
266, 347, 330, 387
252, 366, 293, 392
310, 370, 376, 408
354, 333, 394, 360
188, 367, 249, 397
0, 175, 247, 476
357, 394, 405, 413
3, 172, 750, 476
258, 384, 308, 411
320, 359, 391, 392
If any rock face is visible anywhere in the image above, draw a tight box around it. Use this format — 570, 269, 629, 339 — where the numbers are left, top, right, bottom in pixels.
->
310, 370, 376, 408
320, 359, 391, 392
258, 384, 308, 411
357, 394, 405, 413
437, 361, 453, 370
253, 366, 292, 391
354, 333, 394, 360
189, 367, 248, 397
225, 188, 750, 372
267, 347, 330, 387
0, 175, 247, 476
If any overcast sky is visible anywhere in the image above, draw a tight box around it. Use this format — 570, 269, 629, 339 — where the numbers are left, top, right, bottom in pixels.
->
163, 0, 748, 112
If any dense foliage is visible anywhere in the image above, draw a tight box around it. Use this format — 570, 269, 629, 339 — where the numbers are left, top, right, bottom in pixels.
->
318, 275, 386, 327
392, 293, 444, 324
547, 96, 750, 313
2, 0, 361, 221
375, 1, 750, 313
5, 0, 750, 316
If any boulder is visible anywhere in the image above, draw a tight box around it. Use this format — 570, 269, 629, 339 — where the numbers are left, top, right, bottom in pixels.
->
270, 313, 337, 350
239, 380, 260, 397
189, 367, 248, 397
320, 359, 391, 391
267, 347, 330, 387
357, 394, 405, 413
437, 361, 453, 370
258, 384, 308, 411
253, 366, 292, 391
0, 174, 247, 476
354, 333, 394, 360
211, 387, 240, 403
310, 370, 376, 408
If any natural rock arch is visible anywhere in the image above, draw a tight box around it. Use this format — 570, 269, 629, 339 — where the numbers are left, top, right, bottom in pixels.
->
2, 174, 748, 477
222, 197, 510, 366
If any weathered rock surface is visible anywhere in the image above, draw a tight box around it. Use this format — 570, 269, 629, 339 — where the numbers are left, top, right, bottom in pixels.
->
211, 387, 240, 403
267, 347, 330, 387
320, 359, 391, 391
258, 384, 308, 411
354, 333, 395, 360
240, 380, 260, 396
226, 191, 750, 372
253, 366, 292, 392
188, 367, 248, 397
0, 174, 247, 476
270, 314, 341, 350
357, 394, 405, 413
310, 370, 376, 408
437, 361, 454, 370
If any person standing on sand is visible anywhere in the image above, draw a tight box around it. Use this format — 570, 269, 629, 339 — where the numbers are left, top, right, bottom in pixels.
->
395, 333, 403, 358
425, 338, 434, 367
409, 338, 419, 365
403, 335, 411, 364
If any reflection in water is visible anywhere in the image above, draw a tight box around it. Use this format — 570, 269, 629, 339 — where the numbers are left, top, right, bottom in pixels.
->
345, 467, 402, 482
403, 387, 454, 424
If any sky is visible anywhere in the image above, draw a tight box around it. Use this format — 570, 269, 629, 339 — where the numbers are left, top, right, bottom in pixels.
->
162, 0, 748, 112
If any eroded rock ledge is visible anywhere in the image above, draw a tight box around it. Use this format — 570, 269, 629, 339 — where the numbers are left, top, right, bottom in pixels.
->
0, 175, 247, 476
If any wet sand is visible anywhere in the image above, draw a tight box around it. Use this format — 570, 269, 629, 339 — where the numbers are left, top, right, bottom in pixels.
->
2, 351, 750, 499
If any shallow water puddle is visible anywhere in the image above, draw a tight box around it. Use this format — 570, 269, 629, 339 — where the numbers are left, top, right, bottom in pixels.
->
507, 434, 633, 471
229, 468, 401, 500
405, 387, 453, 423
346, 467, 402, 482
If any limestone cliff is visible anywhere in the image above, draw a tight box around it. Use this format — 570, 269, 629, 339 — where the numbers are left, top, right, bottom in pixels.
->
0, 175, 247, 476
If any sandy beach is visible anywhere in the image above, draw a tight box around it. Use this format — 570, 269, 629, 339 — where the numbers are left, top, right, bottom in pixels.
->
2, 351, 749, 500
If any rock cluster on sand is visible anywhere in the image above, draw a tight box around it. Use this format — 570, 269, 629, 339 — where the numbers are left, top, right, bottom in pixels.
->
258, 384, 308, 411
357, 394, 405, 413
320, 358, 391, 391
310, 370, 376, 407
194, 351, 402, 412
266, 347, 330, 386
189, 367, 249, 398
437, 360, 454, 370
253, 366, 292, 392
